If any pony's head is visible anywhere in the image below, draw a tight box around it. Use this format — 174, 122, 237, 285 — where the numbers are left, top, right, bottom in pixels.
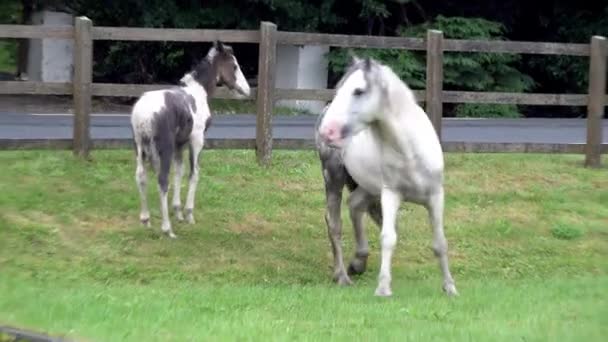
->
318, 55, 387, 147
188, 40, 250, 97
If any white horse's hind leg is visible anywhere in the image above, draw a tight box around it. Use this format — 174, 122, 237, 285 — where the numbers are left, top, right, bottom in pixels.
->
172, 150, 185, 222
184, 135, 204, 224
375, 188, 401, 297
427, 188, 458, 296
135, 145, 150, 227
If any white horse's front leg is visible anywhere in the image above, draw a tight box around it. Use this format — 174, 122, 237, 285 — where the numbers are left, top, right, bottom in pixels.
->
184, 134, 204, 224
375, 188, 401, 297
172, 150, 185, 221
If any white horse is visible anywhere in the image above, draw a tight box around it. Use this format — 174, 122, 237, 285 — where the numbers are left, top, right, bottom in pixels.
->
131, 41, 250, 238
317, 56, 458, 297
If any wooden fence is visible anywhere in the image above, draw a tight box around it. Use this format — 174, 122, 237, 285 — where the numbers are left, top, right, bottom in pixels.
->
0, 17, 606, 166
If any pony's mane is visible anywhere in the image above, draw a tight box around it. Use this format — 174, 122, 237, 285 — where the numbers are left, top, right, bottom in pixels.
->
180, 44, 234, 95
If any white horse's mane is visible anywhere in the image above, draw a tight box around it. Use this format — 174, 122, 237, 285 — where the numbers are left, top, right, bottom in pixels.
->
374, 63, 419, 114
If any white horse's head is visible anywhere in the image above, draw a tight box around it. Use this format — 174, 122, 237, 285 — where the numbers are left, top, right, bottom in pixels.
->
318, 55, 387, 147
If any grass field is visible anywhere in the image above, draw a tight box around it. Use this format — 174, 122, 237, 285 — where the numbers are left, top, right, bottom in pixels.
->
0, 150, 606, 341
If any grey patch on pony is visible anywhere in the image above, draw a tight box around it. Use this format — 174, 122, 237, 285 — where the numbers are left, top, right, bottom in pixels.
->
151, 91, 195, 192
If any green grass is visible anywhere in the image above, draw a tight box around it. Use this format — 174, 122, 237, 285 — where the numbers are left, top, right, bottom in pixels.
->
0, 151, 607, 341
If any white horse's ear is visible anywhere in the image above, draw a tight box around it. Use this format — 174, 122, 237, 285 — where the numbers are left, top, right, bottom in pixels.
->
214, 40, 225, 52
363, 57, 372, 71
348, 50, 361, 65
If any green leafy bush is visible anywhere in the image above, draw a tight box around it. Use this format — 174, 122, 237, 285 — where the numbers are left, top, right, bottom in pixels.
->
326, 16, 535, 118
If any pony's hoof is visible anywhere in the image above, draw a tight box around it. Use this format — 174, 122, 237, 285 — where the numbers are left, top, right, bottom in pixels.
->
347, 258, 367, 275
443, 283, 459, 297
174, 207, 184, 222
374, 286, 393, 297
334, 273, 353, 286
185, 209, 195, 224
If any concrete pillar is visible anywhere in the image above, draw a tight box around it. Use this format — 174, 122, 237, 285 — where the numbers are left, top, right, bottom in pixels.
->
26, 10, 74, 82
275, 44, 329, 114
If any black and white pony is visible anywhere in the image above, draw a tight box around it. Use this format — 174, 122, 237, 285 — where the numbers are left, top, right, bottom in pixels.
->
316, 56, 458, 297
131, 41, 250, 238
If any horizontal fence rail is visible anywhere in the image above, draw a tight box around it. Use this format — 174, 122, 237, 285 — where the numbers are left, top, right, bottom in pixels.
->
92, 27, 260, 43
0, 24, 73, 39
0, 19, 606, 167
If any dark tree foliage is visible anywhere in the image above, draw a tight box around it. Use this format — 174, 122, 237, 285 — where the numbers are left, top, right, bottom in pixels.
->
5, 0, 607, 117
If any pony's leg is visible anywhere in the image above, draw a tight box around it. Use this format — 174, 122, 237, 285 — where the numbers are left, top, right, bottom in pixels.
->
184, 135, 204, 224
135, 145, 150, 227
347, 188, 371, 276
367, 199, 383, 228
172, 148, 185, 222
375, 188, 401, 297
427, 188, 458, 296
157, 144, 176, 238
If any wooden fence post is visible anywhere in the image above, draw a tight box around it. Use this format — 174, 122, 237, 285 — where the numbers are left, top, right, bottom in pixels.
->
256, 21, 277, 166
585, 35, 606, 168
73, 16, 93, 159
425, 29, 444, 140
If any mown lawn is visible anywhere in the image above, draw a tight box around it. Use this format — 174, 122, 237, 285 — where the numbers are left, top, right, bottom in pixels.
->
0, 150, 606, 341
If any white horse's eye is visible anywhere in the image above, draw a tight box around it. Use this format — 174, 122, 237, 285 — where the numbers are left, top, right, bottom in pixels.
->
353, 88, 365, 97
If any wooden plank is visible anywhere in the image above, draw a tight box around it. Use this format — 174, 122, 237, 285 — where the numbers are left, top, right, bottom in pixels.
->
275, 88, 334, 101
0, 81, 72, 95
277, 31, 425, 50
0, 24, 74, 39
585, 36, 607, 168
443, 39, 590, 56
91, 83, 256, 99
443, 91, 590, 106
73, 17, 93, 159
441, 142, 608, 154
426, 30, 444, 139
274, 88, 426, 102
274, 89, 605, 107
92, 27, 259, 43
2, 138, 606, 155
255, 22, 278, 166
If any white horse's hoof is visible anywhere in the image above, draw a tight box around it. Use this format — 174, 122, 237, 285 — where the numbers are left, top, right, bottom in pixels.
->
443, 283, 459, 297
140, 218, 151, 228
166, 231, 177, 239
374, 286, 393, 297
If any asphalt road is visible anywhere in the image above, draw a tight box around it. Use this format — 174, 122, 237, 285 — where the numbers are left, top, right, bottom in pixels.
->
0, 112, 606, 144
